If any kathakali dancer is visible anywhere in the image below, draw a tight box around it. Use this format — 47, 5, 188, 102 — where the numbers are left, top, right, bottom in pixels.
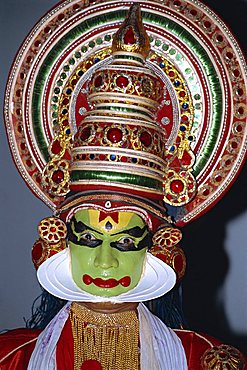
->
1, 1, 247, 369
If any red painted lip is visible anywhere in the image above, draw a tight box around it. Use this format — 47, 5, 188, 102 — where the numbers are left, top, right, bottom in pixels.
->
83, 274, 131, 288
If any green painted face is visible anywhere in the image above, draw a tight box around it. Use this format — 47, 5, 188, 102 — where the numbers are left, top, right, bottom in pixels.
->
67, 208, 150, 297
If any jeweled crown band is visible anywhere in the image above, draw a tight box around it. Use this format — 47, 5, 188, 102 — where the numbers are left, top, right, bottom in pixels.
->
57, 191, 172, 229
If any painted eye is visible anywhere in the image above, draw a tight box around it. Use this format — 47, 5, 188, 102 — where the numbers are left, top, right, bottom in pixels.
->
118, 237, 134, 245
80, 232, 96, 241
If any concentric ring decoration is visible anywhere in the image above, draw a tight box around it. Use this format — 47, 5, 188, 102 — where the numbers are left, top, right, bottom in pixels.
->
4, 0, 247, 225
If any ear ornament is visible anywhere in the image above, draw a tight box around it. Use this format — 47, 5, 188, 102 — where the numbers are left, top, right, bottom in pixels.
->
150, 226, 186, 282
32, 217, 67, 269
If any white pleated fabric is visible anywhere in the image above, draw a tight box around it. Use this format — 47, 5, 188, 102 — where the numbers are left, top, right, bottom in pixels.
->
138, 304, 187, 370
28, 302, 188, 370
27, 302, 71, 370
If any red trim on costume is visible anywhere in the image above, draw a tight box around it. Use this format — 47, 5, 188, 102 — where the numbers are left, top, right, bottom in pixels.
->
0, 326, 246, 369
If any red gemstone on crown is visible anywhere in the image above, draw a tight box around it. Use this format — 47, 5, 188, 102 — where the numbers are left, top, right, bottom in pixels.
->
204, 21, 211, 29
123, 27, 136, 45
107, 128, 123, 143
233, 69, 240, 77
140, 131, 152, 147
52, 170, 64, 184
226, 52, 233, 59
237, 88, 243, 96
26, 159, 32, 167
80, 126, 92, 141
62, 149, 71, 161
170, 179, 184, 193
215, 175, 222, 182
94, 75, 103, 88
63, 97, 69, 105
116, 76, 129, 88
231, 141, 238, 149
181, 150, 192, 166
51, 140, 62, 155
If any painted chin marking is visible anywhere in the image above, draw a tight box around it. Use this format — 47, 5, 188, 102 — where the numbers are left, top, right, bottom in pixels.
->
83, 274, 131, 288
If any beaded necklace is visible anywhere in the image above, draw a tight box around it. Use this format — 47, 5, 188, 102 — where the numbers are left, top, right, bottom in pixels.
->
70, 303, 140, 370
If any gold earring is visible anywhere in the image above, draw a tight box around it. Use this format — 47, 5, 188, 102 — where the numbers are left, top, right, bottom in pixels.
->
150, 226, 186, 283
32, 217, 67, 269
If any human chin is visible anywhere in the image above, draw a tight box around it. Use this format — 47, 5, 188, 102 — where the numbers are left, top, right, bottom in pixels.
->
69, 242, 147, 297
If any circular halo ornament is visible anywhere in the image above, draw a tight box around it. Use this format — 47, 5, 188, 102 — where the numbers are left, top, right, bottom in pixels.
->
4, 0, 247, 226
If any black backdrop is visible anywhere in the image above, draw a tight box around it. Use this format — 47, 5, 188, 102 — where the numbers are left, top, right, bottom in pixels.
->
182, 0, 247, 355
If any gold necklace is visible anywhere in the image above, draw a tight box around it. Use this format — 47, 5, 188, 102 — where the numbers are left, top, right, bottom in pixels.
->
70, 303, 140, 370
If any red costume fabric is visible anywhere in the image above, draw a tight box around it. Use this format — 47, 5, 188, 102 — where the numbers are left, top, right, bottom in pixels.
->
0, 321, 246, 370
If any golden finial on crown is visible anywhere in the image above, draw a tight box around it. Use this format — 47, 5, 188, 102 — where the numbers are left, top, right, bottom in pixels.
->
112, 3, 150, 60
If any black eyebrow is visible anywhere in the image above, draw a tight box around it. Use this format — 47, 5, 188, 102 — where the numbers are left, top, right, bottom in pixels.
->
69, 216, 104, 235
112, 225, 148, 238
110, 232, 152, 252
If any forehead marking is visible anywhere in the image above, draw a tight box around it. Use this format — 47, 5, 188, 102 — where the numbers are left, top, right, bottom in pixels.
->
99, 211, 119, 224
65, 204, 152, 230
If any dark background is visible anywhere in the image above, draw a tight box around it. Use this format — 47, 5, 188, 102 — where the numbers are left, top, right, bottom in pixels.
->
182, 0, 247, 356
0, 0, 246, 355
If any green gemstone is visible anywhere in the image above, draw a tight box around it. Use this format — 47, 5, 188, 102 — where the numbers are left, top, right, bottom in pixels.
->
57, 80, 63, 86
96, 38, 103, 45
52, 96, 58, 103
63, 65, 70, 72
169, 48, 176, 55
69, 58, 75, 65
185, 68, 192, 74
149, 36, 154, 43
52, 111, 58, 118
162, 44, 169, 51
194, 94, 201, 100
60, 72, 67, 79
54, 87, 60, 94
176, 53, 182, 61
104, 34, 111, 41
52, 119, 58, 126
89, 41, 95, 48
155, 39, 162, 47
51, 104, 58, 111
195, 103, 201, 110
75, 51, 81, 58
81, 45, 87, 53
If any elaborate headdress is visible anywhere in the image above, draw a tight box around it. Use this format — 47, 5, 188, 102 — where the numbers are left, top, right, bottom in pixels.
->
4, 0, 247, 298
